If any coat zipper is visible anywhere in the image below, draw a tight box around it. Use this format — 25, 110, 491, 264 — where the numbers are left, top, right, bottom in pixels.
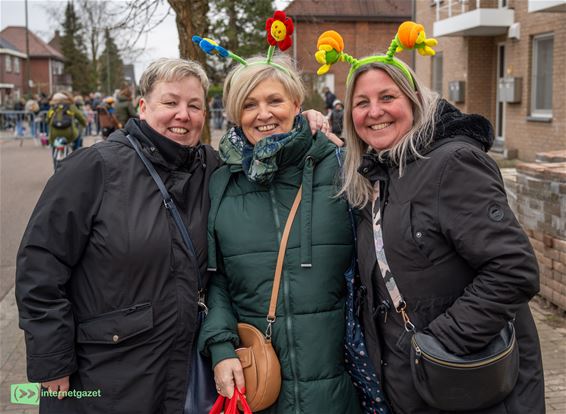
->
269, 187, 300, 413
412, 335, 516, 368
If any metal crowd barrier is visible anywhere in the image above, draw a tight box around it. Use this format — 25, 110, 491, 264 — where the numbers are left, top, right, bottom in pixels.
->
0, 110, 50, 141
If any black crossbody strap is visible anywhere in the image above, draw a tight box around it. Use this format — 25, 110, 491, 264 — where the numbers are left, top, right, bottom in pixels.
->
127, 135, 206, 307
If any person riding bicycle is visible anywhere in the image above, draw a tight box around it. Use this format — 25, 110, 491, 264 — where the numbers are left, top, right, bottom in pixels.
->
47, 92, 87, 146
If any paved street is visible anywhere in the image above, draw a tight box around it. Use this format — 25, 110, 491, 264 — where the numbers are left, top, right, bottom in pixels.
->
1, 133, 565, 413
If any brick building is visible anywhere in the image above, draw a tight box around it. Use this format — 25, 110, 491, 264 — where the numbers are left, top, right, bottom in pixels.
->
0, 26, 71, 97
415, 0, 565, 161
0, 35, 26, 108
284, 0, 412, 102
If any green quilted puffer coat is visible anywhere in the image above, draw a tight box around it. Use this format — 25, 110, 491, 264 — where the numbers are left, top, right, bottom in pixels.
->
199, 117, 361, 414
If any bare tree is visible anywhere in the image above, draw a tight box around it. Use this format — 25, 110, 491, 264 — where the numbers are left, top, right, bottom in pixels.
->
117, 0, 211, 142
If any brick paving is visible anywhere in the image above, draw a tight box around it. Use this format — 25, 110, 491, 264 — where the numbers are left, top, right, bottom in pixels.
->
1, 132, 565, 413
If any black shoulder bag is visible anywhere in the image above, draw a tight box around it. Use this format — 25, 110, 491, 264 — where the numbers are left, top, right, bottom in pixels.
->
369, 177, 519, 412
127, 135, 216, 414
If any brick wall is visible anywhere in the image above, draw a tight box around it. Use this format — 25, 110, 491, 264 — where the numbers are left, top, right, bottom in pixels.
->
292, 20, 411, 101
416, 0, 566, 162
29, 59, 51, 96
506, 150, 566, 310
503, 0, 566, 161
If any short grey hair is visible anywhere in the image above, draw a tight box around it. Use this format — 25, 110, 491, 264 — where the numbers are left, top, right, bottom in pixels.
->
339, 61, 440, 208
223, 55, 305, 125
139, 58, 209, 100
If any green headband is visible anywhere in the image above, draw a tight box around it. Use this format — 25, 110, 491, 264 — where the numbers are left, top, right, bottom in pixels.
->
315, 21, 438, 88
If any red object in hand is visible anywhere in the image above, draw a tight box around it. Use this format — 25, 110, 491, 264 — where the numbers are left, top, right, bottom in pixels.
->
209, 388, 252, 414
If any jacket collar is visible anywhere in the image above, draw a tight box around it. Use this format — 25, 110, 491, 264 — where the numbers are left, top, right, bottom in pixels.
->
113, 118, 204, 172
357, 99, 495, 180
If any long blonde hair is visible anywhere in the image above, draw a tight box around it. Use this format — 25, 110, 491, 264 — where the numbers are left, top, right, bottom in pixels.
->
339, 61, 440, 208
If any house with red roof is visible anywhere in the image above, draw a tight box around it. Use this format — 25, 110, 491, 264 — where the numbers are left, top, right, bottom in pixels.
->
0, 34, 27, 107
0, 26, 71, 97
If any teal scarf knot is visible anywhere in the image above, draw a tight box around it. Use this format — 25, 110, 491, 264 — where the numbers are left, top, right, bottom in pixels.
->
219, 116, 306, 184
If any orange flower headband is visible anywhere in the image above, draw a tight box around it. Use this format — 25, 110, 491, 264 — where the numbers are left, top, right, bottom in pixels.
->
315, 21, 438, 88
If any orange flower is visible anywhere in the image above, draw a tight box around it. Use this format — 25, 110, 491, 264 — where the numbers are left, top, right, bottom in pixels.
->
396, 21, 437, 56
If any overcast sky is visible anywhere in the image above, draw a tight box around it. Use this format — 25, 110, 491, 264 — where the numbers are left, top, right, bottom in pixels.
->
1, 0, 293, 85
1, 0, 180, 84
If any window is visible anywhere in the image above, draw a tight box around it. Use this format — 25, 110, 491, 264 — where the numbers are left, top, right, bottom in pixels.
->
432, 52, 443, 96
13, 57, 20, 73
531, 34, 553, 118
5, 55, 12, 72
52, 61, 64, 75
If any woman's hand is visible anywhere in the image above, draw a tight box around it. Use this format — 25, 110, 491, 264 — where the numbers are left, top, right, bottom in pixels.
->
41, 375, 70, 400
326, 132, 344, 147
303, 109, 330, 135
302, 109, 344, 147
214, 358, 245, 398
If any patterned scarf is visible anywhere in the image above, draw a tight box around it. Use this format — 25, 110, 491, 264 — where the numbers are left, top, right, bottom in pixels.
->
219, 116, 304, 185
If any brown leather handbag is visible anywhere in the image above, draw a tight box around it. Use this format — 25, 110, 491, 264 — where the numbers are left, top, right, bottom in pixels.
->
235, 186, 302, 412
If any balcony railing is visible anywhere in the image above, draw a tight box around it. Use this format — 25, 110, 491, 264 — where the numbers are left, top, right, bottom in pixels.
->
433, 0, 514, 37
435, 0, 502, 21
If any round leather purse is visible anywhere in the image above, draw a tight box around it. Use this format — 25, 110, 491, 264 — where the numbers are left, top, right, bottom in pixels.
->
236, 323, 282, 411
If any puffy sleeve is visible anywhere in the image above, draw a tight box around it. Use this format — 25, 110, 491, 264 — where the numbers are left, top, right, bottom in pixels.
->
16, 147, 105, 382
426, 146, 539, 354
198, 248, 240, 368
198, 167, 240, 367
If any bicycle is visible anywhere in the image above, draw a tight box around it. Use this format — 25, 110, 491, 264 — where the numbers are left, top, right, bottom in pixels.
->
51, 137, 71, 170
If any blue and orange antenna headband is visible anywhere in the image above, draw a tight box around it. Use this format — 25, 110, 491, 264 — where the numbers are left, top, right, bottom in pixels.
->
192, 10, 294, 75
315, 21, 438, 88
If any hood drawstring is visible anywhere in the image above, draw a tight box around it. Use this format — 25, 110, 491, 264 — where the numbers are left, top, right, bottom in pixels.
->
300, 156, 315, 268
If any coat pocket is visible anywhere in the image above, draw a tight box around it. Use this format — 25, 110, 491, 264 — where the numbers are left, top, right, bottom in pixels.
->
76, 303, 153, 344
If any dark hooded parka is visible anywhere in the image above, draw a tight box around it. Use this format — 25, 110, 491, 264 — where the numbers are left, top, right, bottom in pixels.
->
356, 100, 545, 414
16, 118, 221, 413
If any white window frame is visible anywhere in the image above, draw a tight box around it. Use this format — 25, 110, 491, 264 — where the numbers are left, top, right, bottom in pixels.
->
13, 57, 20, 74
5, 55, 12, 72
531, 33, 553, 118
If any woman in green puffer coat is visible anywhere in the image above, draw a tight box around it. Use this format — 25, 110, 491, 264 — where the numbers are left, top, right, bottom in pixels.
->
198, 55, 361, 414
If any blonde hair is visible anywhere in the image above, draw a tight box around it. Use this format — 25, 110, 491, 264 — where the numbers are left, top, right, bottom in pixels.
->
339, 61, 440, 208
223, 55, 305, 125
139, 58, 209, 101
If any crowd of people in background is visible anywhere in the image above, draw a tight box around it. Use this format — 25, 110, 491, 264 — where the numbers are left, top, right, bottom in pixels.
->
0, 87, 140, 145
2, 86, 345, 144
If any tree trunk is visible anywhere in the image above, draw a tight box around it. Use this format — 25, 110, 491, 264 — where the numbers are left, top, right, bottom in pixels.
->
168, 0, 211, 144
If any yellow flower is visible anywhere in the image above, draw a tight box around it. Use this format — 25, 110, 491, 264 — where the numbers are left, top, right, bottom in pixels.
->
315, 31, 345, 75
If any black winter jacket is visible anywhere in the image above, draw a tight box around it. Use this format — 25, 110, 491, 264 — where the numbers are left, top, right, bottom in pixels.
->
16, 119, 221, 414
357, 101, 545, 414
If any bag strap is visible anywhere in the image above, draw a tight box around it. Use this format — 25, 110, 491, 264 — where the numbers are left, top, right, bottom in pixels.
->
371, 182, 415, 332
126, 134, 207, 311
265, 186, 302, 340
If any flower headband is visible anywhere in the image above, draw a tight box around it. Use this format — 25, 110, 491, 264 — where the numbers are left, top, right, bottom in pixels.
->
315, 21, 437, 88
192, 10, 294, 75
